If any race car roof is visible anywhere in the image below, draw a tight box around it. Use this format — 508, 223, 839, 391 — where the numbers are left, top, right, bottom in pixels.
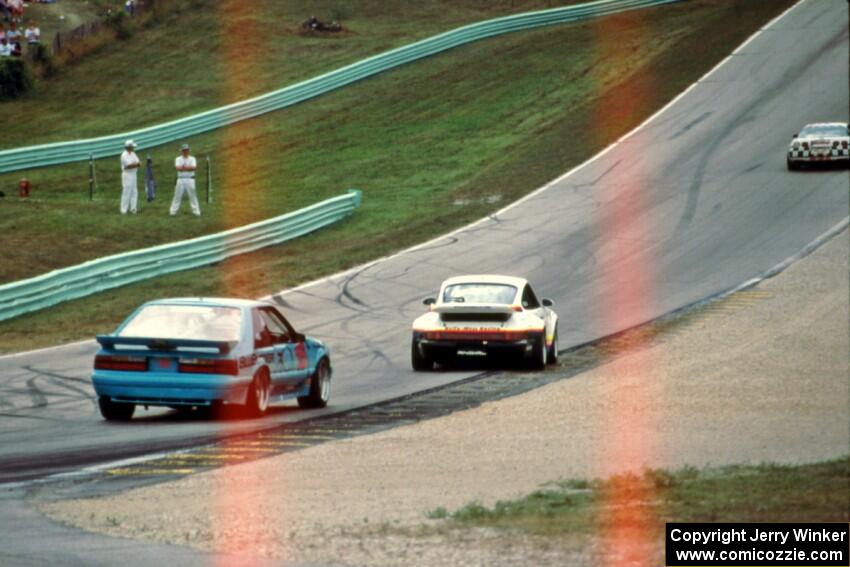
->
440, 275, 529, 289
803, 122, 848, 128
142, 297, 272, 309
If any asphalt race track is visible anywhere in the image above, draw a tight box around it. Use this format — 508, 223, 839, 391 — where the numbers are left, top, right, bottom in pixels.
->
0, 0, 847, 485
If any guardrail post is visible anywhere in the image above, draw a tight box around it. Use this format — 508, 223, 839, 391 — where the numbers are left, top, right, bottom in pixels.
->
206, 155, 212, 204
88, 154, 95, 201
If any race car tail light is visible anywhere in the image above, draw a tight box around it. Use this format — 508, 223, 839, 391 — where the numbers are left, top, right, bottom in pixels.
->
511, 305, 523, 312
833, 141, 840, 149
498, 330, 531, 341
178, 358, 239, 376
801, 142, 809, 150
842, 141, 848, 149
423, 329, 534, 341
94, 355, 147, 371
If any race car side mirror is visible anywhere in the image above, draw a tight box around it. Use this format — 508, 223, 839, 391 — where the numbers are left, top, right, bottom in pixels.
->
542, 298, 554, 307
792, 133, 798, 138
293, 332, 306, 343
423, 297, 436, 306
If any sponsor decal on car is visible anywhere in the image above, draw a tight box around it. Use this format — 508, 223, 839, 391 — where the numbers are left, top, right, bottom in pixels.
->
295, 342, 308, 370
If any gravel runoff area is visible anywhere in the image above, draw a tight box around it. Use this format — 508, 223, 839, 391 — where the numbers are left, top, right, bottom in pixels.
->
42, 230, 849, 566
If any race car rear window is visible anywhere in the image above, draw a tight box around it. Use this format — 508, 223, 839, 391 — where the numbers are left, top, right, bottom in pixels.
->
799, 125, 847, 137
442, 284, 517, 305
118, 305, 243, 342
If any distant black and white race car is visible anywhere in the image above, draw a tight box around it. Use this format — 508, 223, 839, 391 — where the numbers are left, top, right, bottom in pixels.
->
787, 122, 850, 170
411, 275, 558, 371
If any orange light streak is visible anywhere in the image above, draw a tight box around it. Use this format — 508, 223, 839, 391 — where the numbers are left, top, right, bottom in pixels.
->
590, 9, 662, 566
213, 1, 280, 565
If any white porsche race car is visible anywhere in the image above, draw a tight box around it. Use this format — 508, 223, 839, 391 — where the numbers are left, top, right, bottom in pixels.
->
411, 275, 559, 371
787, 122, 850, 170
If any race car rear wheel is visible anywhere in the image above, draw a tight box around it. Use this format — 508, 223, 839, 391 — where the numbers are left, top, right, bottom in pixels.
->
528, 335, 547, 370
245, 370, 271, 417
411, 340, 433, 371
98, 396, 135, 421
298, 357, 331, 409
547, 327, 559, 365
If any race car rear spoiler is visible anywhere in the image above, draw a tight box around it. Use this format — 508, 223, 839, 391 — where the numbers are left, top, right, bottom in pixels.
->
432, 303, 516, 315
96, 335, 238, 355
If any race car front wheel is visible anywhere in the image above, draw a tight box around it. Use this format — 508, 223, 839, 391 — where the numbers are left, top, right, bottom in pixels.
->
787, 157, 800, 171
98, 396, 135, 421
547, 327, 559, 365
411, 340, 433, 371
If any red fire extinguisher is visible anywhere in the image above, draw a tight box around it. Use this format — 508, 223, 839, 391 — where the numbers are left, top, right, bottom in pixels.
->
18, 178, 30, 198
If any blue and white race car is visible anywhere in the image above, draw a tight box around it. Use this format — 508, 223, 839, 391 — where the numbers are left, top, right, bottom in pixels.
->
92, 297, 331, 421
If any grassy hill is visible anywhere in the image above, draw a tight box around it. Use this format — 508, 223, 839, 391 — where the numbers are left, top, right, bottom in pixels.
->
1, 0, 589, 147
0, 0, 795, 351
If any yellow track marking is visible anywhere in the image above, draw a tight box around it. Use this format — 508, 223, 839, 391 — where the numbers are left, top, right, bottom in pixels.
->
106, 467, 195, 476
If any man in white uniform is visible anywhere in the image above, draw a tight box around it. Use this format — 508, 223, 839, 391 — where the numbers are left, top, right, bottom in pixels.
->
120, 140, 140, 214
170, 143, 200, 216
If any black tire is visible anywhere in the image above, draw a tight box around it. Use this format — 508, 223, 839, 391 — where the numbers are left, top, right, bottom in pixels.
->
411, 340, 433, 371
298, 357, 331, 409
205, 400, 227, 420
528, 334, 548, 370
244, 370, 271, 417
787, 157, 798, 171
547, 327, 559, 365
98, 396, 135, 421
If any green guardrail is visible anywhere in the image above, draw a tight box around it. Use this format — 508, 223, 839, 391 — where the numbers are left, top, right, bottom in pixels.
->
0, 0, 683, 174
0, 190, 361, 322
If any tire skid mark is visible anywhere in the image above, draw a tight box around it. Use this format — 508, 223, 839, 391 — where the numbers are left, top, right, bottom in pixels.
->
335, 268, 373, 313
0, 410, 79, 423
0, 388, 80, 399
25, 377, 48, 409
269, 293, 300, 311
402, 236, 460, 256
0, 394, 92, 417
23, 366, 93, 400
669, 111, 712, 140
22, 366, 89, 385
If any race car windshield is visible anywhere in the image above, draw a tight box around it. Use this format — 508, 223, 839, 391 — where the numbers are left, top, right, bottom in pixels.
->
799, 125, 847, 137
442, 284, 517, 305
118, 305, 243, 341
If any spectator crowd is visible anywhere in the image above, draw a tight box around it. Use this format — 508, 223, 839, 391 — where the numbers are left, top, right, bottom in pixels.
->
0, 0, 39, 58
0, 0, 143, 59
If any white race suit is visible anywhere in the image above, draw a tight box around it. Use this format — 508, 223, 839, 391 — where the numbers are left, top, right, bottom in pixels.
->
120, 150, 139, 214
171, 155, 200, 216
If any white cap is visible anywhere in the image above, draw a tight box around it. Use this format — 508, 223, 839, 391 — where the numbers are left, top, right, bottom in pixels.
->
124, 139, 136, 148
